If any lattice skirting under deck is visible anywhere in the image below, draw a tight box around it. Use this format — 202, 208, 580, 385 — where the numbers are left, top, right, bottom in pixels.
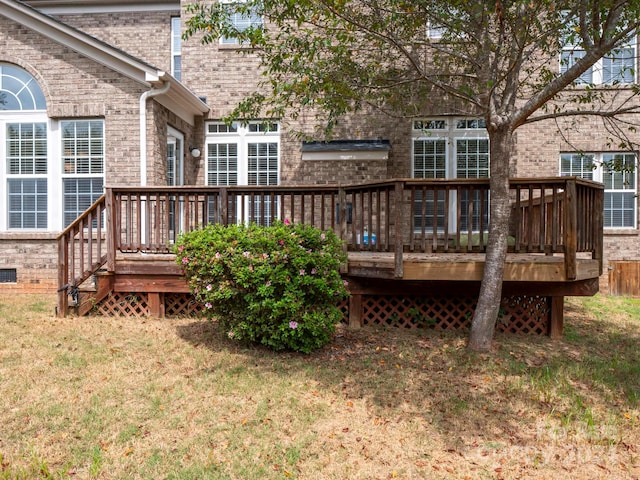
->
360, 295, 550, 335
91, 292, 549, 335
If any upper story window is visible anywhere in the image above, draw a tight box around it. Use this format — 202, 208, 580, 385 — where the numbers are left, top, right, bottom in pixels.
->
560, 20, 637, 85
171, 16, 182, 81
220, 0, 263, 45
0, 63, 46, 111
560, 152, 637, 228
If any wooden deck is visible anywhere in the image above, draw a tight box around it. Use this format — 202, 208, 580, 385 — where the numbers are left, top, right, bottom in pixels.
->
56, 177, 604, 337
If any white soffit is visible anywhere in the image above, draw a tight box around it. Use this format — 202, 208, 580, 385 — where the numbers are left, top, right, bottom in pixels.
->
24, 0, 179, 15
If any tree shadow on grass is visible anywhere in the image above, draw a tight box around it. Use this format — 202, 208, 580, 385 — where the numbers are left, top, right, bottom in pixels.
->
174, 300, 639, 451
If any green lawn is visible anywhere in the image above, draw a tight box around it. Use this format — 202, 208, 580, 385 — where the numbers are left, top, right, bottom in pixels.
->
0, 294, 638, 479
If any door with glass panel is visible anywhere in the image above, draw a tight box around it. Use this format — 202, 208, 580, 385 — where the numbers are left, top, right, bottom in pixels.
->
166, 128, 184, 241
205, 122, 280, 225
412, 119, 490, 238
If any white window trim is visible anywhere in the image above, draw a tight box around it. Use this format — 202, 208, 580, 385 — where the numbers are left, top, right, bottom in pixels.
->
0, 112, 57, 231
560, 35, 637, 85
412, 118, 489, 178
218, 0, 263, 46
411, 118, 490, 233
170, 16, 182, 80
167, 126, 184, 186
59, 119, 105, 229
205, 121, 280, 186
560, 152, 638, 229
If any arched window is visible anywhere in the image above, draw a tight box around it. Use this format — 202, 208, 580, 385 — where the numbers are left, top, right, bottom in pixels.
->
0, 63, 46, 111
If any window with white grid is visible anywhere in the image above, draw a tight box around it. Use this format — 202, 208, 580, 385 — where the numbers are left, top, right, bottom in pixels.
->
206, 121, 279, 224
560, 24, 636, 85
61, 120, 104, 227
6, 122, 48, 229
560, 152, 637, 228
412, 118, 489, 232
220, 0, 263, 45
171, 16, 182, 81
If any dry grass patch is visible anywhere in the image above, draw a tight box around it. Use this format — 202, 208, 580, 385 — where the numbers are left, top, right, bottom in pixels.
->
0, 294, 638, 479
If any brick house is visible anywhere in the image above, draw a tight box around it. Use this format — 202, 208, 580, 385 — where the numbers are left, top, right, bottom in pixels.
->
0, 0, 638, 299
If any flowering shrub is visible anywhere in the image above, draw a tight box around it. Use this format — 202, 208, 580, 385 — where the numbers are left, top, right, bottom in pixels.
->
174, 221, 349, 353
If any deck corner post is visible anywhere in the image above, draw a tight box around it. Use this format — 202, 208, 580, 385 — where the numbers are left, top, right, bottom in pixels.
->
564, 179, 577, 280
594, 186, 604, 275
549, 296, 564, 339
105, 187, 116, 273
57, 235, 69, 318
348, 294, 363, 329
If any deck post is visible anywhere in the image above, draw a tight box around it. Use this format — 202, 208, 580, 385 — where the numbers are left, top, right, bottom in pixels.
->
106, 187, 117, 273
348, 294, 363, 328
148, 292, 164, 318
57, 235, 69, 318
394, 181, 404, 278
549, 296, 564, 339
564, 179, 577, 280
339, 187, 348, 273
593, 187, 604, 275
220, 187, 228, 225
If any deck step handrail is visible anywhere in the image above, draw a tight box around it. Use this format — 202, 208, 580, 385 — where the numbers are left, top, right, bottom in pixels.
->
57, 194, 108, 316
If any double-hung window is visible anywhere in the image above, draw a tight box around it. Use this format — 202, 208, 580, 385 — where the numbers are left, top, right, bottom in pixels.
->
171, 16, 182, 81
560, 28, 636, 85
412, 118, 489, 232
206, 121, 279, 224
61, 120, 105, 227
220, 0, 263, 45
6, 122, 48, 229
560, 153, 637, 228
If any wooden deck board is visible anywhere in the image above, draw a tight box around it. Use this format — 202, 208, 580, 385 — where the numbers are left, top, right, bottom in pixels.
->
347, 252, 599, 282
113, 251, 599, 288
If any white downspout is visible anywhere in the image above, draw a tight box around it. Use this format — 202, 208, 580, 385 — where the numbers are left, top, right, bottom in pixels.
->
139, 81, 171, 186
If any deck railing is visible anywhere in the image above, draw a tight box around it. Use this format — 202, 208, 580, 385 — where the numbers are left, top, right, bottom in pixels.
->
57, 177, 603, 316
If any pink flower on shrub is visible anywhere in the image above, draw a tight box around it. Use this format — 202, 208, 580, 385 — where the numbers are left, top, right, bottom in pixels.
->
289, 321, 298, 329
320, 233, 326, 241
243, 251, 251, 258
182, 257, 189, 264
228, 331, 235, 339
215, 252, 221, 259
279, 240, 285, 246
284, 219, 291, 225
206, 284, 212, 291
178, 245, 185, 253
311, 268, 317, 275
205, 302, 212, 309
299, 269, 305, 276
262, 253, 269, 259
343, 280, 349, 287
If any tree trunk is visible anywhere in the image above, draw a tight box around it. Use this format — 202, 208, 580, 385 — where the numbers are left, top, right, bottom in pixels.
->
468, 124, 513, 352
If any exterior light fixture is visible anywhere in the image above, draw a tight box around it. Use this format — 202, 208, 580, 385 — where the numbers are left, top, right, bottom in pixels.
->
189, 146, 201, 158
